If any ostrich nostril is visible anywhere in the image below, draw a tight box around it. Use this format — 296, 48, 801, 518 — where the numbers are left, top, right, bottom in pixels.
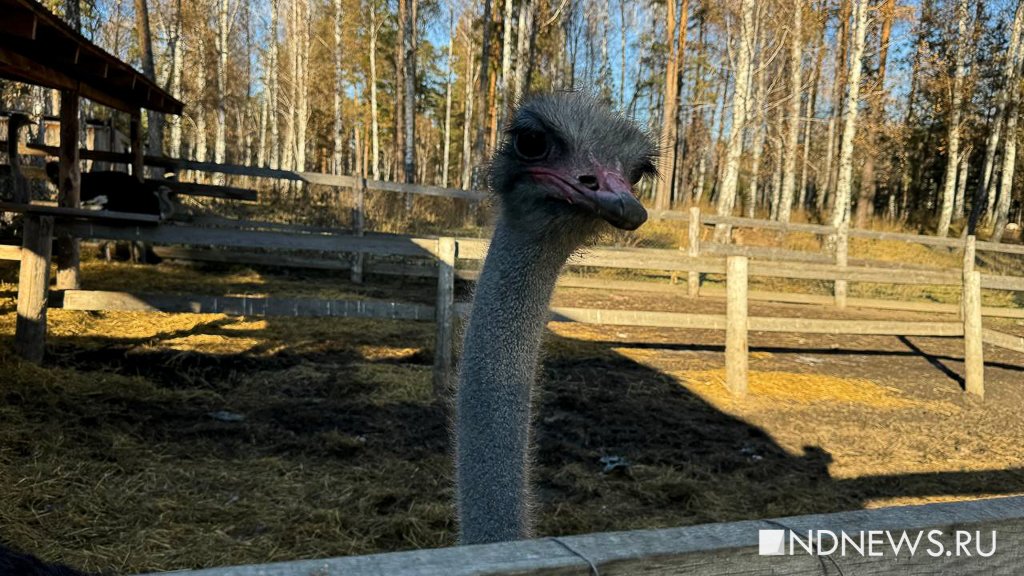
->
577, 174, 600, 191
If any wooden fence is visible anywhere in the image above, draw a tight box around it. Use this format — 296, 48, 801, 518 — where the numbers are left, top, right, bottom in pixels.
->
4, 201, 1024, 398
4, 153, 1024, 396
142, 495, 1024, 575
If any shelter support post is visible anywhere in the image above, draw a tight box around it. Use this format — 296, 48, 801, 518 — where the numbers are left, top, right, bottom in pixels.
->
55, 89, 82, 290
15, 214, 54, 363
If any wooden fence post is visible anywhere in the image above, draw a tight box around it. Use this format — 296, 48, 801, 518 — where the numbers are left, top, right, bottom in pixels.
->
961, 235, 976, 320
726, 255, 748, 398
15, 215, 54, 363
963, 269, 984, 398
433, 237, 456, 397
688, 206, 701, 297
834, 221, 849, 309
351, 178, 367, 284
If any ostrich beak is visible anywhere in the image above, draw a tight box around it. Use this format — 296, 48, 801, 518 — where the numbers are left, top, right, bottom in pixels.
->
527, 165, 648, 231
584, 165, 648, 231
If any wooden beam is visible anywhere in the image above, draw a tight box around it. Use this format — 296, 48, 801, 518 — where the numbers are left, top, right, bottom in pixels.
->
746, 317, 964, 336
54, 87, 82, 290
0, 201, 160, 223
0, 244, 21, 260
982, 328, 1024, 354
139, 495, 1024, 575
55, 290, 436, 320
433, 238, 456, 396
129, 110, 143, 182
14, 215, 54, 363
151, 180, 258, 201
56, 221, 439, 257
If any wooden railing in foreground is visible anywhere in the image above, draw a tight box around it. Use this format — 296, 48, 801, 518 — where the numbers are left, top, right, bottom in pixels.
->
144, 496, 1024, 575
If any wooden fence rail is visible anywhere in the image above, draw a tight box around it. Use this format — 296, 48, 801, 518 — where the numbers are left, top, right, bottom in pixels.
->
143, 495, 1024, 575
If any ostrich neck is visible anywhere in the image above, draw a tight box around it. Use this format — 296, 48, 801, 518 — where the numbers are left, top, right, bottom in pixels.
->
455, 218, 578, 544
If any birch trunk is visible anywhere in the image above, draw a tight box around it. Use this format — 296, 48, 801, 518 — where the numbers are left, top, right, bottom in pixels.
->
269, 0, 280, 170
462, 37, 477, 189
992, 54, 1024, 241
777, 0, 802, 222
498, 0, 514, 127
135, 0, 162, 160
829, 0, 868, 229
195, 35, 208, 162
214, 0, 228, 166
513, 0, 535, 101
970, 0, 1024, 234
333, 0, 344, 173
936, 0, 970, 237
295, 0, 309, 172
442, 17, 455, 188
369, 1, 381, 180
168, 0, 184, 158
474, 0, 493, 165
713, 0, 754, 240
403, 0, 417, 184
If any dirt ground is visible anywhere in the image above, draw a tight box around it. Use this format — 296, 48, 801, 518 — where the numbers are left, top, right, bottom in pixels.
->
2, 257, 1024, 573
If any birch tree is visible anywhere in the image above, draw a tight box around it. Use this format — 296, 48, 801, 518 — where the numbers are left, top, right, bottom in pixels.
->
214, 0, 229, 166
333, 0, 344, 173
830, 0, 868, 229
991, 42, 1024, 241
777, 0, 802, 223
936, 0, 971, 237
368, 0, 381, 179
969, 0, 1024, 234
714, 0, 755, 240
168, 0, 184, 158
135, 0, 162, 159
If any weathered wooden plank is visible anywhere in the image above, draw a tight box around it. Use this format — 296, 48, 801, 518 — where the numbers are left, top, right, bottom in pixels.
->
748, 261, 961, 285
703, 242, 832, 264
0, 201, 161, 223
14, 215, 54, 363
747, 317, 964, 336
975, 240, 1024, 256
57, 221, 439, 257
153, 180, 258, 201
980, 274, 1024, 292
547, 307, 728, 330
141, 496, 1024, 575
152, 246, 353, 270
726, 256, 748, 398
848, 227, 965, 248
56, 290, 436, 320
697, 212, 836, 235
433, 238, 456, 396
963, 270, 984, 397
982, 328, 1024, 354
0, 244, 21, 260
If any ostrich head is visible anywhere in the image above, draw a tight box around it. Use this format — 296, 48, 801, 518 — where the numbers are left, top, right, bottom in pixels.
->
488, 92, 658, 239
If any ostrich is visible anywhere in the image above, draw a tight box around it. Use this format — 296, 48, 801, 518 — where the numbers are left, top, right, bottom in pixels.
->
455, 92, 658, 544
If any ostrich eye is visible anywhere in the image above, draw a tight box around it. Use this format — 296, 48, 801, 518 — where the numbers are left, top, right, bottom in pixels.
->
514, 130, 549, 161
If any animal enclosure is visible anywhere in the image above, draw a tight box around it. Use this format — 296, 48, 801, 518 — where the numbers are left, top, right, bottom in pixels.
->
4, 152, 1024, 574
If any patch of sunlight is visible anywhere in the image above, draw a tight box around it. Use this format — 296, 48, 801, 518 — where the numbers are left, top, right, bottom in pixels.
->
220, 318, 268, 331
163, 334, 262, 355
863, 494, 1024, 509
677, 369, 960, 414
356, 345, 424, 362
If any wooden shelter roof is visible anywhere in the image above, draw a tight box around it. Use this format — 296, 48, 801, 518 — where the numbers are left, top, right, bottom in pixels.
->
0, 0, 183, 115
